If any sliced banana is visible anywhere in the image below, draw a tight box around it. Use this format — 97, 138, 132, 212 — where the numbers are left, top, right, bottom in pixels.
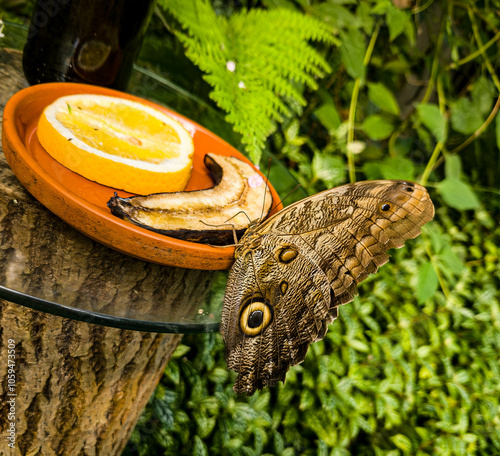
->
107, 153, 273, 245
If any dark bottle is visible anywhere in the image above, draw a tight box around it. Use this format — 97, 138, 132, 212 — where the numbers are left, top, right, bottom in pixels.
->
22, 0, 157, 90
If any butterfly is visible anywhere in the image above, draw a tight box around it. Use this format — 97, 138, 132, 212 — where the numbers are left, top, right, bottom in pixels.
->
220, 180, 434, 395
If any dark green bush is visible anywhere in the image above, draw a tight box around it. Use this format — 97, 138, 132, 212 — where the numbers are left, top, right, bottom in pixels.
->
124, 209, 499, 455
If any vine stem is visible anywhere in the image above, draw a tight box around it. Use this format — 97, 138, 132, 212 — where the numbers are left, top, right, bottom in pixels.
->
467, 7, 500, 92
420, 142, 444, 186
423, 232, 450, 300
447, 30, 500, 70
421, 15, 446, 105
347, 79, 361, 183
347, 22, 381, 183
420, 76, 446, 186
450, 95, 500, 155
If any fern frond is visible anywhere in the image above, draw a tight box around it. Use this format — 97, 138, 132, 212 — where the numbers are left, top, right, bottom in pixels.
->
163, 0, 336, 162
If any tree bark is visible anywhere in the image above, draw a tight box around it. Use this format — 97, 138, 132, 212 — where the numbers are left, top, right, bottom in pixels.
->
0, 49, 216, 455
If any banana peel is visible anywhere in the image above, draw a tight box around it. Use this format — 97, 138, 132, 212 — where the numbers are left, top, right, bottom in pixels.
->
107, 153, 273, 245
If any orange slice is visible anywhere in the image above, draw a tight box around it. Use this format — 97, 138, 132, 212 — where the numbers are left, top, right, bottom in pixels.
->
37, 94, 194, 195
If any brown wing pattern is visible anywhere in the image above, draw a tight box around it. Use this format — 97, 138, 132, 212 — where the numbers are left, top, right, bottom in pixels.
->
221, 180, 434, 395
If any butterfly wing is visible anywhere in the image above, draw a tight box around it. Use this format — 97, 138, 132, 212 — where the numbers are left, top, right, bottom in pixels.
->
221, 236, 336, 394
221, 180, 434, 395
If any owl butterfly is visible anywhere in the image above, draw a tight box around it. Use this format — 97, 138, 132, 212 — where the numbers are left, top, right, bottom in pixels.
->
220, 180, 434, 395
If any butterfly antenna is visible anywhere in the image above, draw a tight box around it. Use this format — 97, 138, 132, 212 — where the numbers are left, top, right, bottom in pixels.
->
269, 183, 302, 213
258, 157, 273, 222
225, 210, 251, 225
199, 211, 253, 245
198, 219, 240, 245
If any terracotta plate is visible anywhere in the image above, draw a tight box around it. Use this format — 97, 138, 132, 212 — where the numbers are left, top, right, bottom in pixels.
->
2, 83, 282, 270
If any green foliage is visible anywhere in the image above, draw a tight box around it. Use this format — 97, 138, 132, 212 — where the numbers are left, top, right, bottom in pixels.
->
124, 208, 500, 456
438, 156, 481, 211
265, 1, 499, 198
416, 104, 447, 144
368, 82, 400, 117
158, 0, 335, 163
0, 0, 36, 23
416, 261, 438, 304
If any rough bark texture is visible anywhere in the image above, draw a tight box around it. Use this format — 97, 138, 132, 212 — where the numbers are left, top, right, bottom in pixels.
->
0, 49, 216, 455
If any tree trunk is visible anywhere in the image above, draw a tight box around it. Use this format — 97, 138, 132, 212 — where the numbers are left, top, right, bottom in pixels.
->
0, 49, 216, 455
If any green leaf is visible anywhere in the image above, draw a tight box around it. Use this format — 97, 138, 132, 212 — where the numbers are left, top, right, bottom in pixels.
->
299, 389, 315, 410
172, 344, 191, 359
362, 114, 395, 140
425, 224, 445, 252
368, 82, 400, 116
312, 153, 345, 187
284, 119, 300, 143
193, 435, 208, 456
471, 76, 494, 116
164, 360, 181, 385
417, 261, 438, 303
379, 156, 415, 180
273, 432, 285, 455
438, 247, 465, 276
438, 178, 481, 210
348, 339, 370, 352
314, 102, 341, 132
450, 98, 484, 135
357, 2, 375, 34
261, 0, 298, 9
416, 103, 447, 142
390, 433, 413, 453
340, 28, 366, 79
309, 3, 360, 29
208, 367, 229, 384
385, 6, 408, 41
361, 161, 383, 180
444, 155, 462, 180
